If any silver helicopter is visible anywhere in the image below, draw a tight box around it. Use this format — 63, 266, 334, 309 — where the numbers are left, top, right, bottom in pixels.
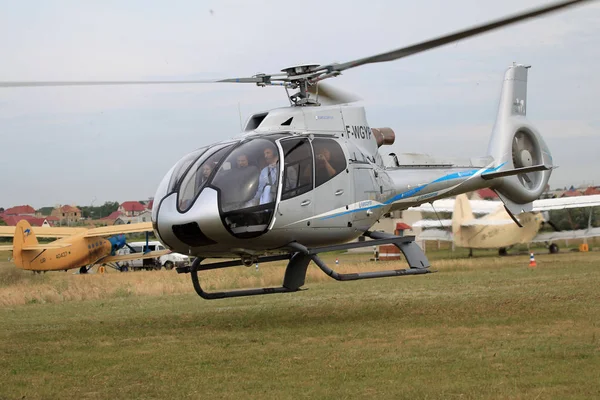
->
2, 0, 595, 299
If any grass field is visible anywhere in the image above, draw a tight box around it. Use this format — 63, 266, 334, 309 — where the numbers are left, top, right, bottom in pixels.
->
1, 249, 599, 399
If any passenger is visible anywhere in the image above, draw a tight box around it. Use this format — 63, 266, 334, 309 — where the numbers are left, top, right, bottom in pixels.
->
232, 153, 259, 207
315, 147, 337, 179
236, 154, 249, 169
196, 164, 213, 188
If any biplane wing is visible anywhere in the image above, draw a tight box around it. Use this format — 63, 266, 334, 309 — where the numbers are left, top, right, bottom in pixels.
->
0, 242, 73, 251
416, 229, 453, 242
82, 222, 154, 238
0, 226, 88, 238
0, 222, 154, 239
410, 194, 600, 215
99, 249, 172, 263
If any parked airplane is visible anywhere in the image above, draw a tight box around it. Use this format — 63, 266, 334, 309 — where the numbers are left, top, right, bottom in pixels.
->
411, 193, 600, 255
0, 220, 171, 273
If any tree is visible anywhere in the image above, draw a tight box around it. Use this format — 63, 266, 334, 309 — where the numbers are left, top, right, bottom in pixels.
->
37, 207, 54, 216
548, 206, 600, 230
78, 201, 120, 219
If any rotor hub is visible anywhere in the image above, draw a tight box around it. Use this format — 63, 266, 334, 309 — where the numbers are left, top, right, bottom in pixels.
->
281, 64, 320, 76
520, 149, 533, 167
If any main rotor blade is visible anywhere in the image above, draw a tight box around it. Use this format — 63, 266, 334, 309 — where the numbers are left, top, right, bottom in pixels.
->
307, 82, 362, 105
0, 77, 268, 88
319, 0, 593, 73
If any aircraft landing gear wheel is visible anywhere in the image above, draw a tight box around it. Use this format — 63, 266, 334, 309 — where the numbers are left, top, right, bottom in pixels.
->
79, 266, 88, 274
498, 247, 508, 256
549, 243, 559, 254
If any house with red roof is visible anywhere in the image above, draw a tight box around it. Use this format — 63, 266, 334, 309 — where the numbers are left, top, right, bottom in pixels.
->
583, 186, 600, 196
561, 188, 582, 197
470, 188, 499, 201
0, 215, 56, 227
118, 201, 146, 217
3, 205, 36, 216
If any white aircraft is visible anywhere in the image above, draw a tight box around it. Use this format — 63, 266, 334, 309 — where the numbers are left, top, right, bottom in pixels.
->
410, 193, 600, 256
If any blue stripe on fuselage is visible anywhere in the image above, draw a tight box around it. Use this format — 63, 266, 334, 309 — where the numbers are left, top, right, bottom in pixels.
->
317, 162, 506, 220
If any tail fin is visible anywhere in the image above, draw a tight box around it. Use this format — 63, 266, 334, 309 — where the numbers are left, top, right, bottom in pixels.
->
452, 194, 474, 246
485, 63, 553, 215
12, 220, 39, 269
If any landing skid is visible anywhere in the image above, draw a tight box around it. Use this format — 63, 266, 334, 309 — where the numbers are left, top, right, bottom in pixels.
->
176, 231, 434, 300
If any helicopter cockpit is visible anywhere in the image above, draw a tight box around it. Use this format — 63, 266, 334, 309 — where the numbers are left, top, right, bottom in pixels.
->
167, 134, 289, 238
154, 132, 348, 250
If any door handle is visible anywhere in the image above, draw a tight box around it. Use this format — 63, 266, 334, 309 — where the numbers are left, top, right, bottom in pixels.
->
301, 199, 311, 206
335, 189, 344, 196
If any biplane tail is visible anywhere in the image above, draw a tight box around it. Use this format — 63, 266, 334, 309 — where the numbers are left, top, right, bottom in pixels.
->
451, 194, 474, 247
12, 220, 39, 269
484, 63, 553, 218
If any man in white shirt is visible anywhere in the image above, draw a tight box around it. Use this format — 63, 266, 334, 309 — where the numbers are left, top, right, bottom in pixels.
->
253, 146, 297, 205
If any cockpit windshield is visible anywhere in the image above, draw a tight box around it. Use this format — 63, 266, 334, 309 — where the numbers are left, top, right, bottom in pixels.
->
211, 138, 281, 212
167, 147, 208, 193
173, 134, 295, 238
177, 143, 235, 212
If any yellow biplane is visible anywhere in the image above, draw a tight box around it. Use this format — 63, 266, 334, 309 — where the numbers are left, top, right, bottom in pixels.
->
412, 193, 600, 256
0, 220, 171, 274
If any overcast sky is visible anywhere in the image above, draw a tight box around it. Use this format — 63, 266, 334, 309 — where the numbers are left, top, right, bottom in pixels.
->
1, 0, 599, 209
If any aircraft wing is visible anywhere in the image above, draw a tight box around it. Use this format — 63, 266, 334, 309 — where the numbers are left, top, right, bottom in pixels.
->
24, 243, 72, 251
0, 242, 73, 251
0, 226, 87, 238
83, 222, 154, 238
461, 219, 514, 226
531, 194, 600, 212
412, 219, 452, 228
409, 194, 600, 215
531, 227, 600, 243
416, 228, 453, 242
99, 249, 172, 263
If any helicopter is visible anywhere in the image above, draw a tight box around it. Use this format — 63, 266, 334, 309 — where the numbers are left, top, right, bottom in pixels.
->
2, 0, 595, 299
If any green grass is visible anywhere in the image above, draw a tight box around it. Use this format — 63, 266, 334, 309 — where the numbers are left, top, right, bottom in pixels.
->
0, 251, 599, 399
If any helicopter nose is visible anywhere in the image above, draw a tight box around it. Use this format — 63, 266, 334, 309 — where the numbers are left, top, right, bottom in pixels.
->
153, 188, 233, 254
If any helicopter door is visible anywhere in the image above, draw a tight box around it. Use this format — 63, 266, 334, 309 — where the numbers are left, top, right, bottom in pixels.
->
351, 165, 380, 231
276, 138, 315, 227
310, 138, 351, 228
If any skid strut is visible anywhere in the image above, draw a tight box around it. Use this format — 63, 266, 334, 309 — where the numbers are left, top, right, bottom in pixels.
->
178, 231, 433, 300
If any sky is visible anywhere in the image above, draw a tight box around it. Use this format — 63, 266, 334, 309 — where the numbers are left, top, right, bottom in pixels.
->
1, 0, 599, 209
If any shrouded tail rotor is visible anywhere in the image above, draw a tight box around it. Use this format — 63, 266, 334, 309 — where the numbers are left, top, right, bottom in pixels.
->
512, 130, 544, 190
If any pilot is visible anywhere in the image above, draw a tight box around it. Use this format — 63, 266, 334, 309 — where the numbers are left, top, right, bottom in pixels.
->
253, 146, 297, 205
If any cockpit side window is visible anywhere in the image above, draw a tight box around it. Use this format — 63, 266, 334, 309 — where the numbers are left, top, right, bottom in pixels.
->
177, 144, 234, 212
280, 138, 313, 201
312, 138, 347, 188
167, 147, 208, 193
